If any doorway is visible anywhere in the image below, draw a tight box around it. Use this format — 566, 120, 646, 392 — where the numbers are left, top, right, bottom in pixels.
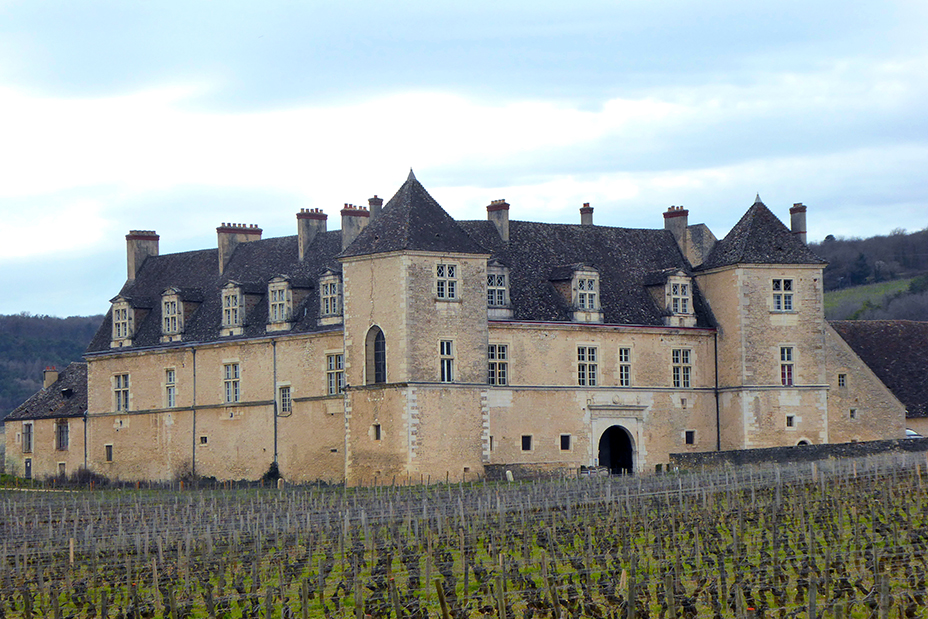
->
598, 425, 634, 474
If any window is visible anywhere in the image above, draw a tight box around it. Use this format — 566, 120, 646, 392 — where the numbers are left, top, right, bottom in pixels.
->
373, 424, 382, 441
114, 374, 130, 411
780, 347, 794, 386
162, 296, 180, 334
200, 436, 208, 445
366, 327, 387, 384
58, 463, 66, 477
165, 369, 176, 408
488, 344, 508, 386
222, 288, 242, 328
440, 340, 454, 383
279, 385, 292, 414
487, 272, 507, 306
685, 430, 695, 445
786, 415, 795, 428
772, 279, 794, 311
268, 280, 291, 323
320, 280, 341, 316
838, 374, 847, 388
618, 347, 631, 387
22, 422, 33, 453
577, 277, 598, 310
112, 302, 133, 340
670, 282, 691, 314
489, 436, 494, 451
521, 435, 533, 451
577, 346, 598, 386
672, 349, 691, 388
436, 264, 458, 299
327, 354, 345, 395
223, 363, 240, 403
55, 421, 69, 451
850, 408, 857, 420
105, 444, 113, 462
560, 434, 571, 451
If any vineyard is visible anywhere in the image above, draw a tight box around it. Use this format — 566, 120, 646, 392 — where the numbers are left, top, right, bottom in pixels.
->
3, 454, 928, 618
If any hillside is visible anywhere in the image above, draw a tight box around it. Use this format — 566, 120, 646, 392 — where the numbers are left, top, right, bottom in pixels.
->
0, 313, 103, 420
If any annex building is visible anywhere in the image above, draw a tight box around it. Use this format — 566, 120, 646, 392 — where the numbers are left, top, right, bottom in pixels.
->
4, 172, 907, 483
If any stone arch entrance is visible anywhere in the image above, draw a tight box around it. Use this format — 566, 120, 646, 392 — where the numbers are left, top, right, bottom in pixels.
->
598, 425, 634, 475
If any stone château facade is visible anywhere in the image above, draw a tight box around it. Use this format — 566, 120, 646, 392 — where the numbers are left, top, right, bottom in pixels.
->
4, 172, 907, 482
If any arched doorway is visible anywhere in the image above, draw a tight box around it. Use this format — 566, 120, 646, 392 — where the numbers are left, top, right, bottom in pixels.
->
598, 425, 634, 474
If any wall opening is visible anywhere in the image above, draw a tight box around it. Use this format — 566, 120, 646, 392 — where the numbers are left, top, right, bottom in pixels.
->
598, 425, 634, 475
366, 326, 386, 384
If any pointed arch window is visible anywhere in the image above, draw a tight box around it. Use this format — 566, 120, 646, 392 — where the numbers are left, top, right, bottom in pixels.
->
366, 326, 387, 385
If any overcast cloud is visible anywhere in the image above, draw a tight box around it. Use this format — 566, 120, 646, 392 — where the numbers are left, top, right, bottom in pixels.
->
1, 0, 926, 316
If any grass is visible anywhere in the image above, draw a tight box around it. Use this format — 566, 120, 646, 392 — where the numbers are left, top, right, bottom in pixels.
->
824, 277, 914, 316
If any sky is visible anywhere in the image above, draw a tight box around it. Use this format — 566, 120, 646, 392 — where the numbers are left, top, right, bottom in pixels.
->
1, 0, 926, 317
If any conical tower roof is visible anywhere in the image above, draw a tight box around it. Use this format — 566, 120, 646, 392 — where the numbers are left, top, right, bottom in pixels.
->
340, 172, 487, 257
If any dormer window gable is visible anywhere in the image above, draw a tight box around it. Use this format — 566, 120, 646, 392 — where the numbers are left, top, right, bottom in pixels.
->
646, 269, 697, 328
221, 283, 244, 336
110, 297, 137, 347
267, 276, 293, 332
318, 269, 343, 327
160, 288, 184, 342
551, 264, 603, 323
487, 260, 513, 320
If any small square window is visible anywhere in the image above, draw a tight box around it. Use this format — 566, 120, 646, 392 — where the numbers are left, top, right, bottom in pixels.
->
786, 415, 795, 428
521, 435, 532, 451
560, 434, 571, 451
685, 430, 695, 445
200, 436, 208, 445
838, 374, 847, 388
849, 408, 857, 419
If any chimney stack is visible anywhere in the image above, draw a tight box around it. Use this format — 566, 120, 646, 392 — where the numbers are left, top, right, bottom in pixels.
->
217, 223, 262, 274
368, 195, 383, 219
580, 203, 594, 226
126, 230, 159, 282
43, 366, 58, 389
297, 208, 328, 261
790, 203, 808, 244
663, 206, 689, 257
340, 204, 370, 250
487, 199, 510, 241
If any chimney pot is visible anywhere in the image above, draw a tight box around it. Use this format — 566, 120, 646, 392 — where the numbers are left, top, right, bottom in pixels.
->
580, 203, 594, 226
790, 203, 808, 244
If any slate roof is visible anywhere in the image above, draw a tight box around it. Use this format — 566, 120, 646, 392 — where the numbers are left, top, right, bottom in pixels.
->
87, 231, 344, 353
459, 220, 715, 326
697, 196, 826, 270
340, 173, 486, 258
830, 320, 928, 418
6, 363, 87, 421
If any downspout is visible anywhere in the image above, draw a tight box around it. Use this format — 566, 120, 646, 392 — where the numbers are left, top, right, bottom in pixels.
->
273, 339, 278, 466
83, 410, 88, 470
714, 330, 721, 451
191, 347, 197, 479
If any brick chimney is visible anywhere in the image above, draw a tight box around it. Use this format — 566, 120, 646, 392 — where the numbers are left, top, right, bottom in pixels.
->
664, 206, 689, 257
580, 203, 594, 226
790, 203, 808, 244
368, 195, 383, 220
487, 199, 510, 241
43, 366, 58, 389
297, 208, 327, 261
217, 223, 262, 274
125, 230, 159, 282
340, 204, 370, 250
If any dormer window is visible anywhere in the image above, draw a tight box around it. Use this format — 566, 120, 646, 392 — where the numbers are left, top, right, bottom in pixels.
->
111, 299, 134, 347
220, 284, 244, 336
670, 282, 690, 314
487, 262, 513, 319
659, 271, 697, 328
267, 277, 292, 332
160, 290, 183, 341
318, 270, 343, 327
571, 268, 602, 323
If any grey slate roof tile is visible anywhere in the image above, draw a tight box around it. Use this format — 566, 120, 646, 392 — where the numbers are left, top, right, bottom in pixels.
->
6, 363, 87, 421
697, 198, 826, 270
830, 320, 928, 418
